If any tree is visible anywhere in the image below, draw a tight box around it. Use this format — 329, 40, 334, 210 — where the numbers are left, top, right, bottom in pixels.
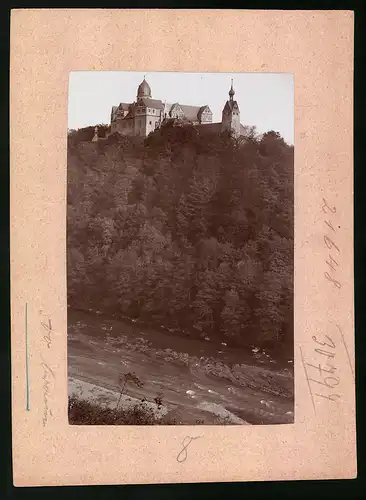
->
67, 122, 294, 354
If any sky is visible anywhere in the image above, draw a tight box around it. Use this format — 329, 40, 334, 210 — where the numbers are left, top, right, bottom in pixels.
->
68, 71, 294, 144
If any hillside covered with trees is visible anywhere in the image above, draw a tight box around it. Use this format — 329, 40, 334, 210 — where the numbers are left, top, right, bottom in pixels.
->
67, 123, 294, 359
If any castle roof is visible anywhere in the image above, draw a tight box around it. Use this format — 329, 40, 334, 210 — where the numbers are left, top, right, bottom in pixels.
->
137, 78, 152, 98
167, 103, 212, 122
179, 104, 203, 121
118, 102, 130, 111
138, 97, 164, 110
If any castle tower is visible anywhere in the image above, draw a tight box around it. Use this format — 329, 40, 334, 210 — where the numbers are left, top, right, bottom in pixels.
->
221, 80, 240, 137
137, 76, 152, 100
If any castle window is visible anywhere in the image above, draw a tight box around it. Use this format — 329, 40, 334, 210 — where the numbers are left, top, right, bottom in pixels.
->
149, 121, 152, 125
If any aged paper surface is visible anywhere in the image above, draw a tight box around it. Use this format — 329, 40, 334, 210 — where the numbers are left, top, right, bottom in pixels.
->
10, 9, 355, 486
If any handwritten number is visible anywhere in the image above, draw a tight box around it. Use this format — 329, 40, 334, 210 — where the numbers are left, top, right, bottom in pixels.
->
324, 376, 339, 388
309, 376, 339, 389
176, 436, 201, 463
314, 348, 335, 360
325, 220, 336, 232
326, 254, 339, 272
312, 335, 336, 349
315, 393, 340, 402
324, 235, 340, 253
324, 271, 342, 289
322, 198, 336, 214
322, 198, 341, 289
307, 362, 336, 376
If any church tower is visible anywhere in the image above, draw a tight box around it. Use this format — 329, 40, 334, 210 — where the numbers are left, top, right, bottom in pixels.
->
221, 80, 240, 137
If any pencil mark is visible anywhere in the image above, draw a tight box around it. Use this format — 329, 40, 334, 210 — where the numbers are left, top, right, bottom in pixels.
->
176, 435, 202, 463
322, 198, 342, 289
40, 358, 55, 427
299, 346, 316, 414
25, 303, 30, 411
41, 318, 52, 349
336, 324, 354, 380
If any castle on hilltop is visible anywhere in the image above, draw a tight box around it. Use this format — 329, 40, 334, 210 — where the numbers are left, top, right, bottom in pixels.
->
109, 77, 246, 139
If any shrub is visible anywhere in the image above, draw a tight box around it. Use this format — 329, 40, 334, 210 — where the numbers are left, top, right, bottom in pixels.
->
68, 396, 176, 425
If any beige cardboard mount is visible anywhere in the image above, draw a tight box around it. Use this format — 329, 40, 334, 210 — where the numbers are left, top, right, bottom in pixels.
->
10, 9, 356, 486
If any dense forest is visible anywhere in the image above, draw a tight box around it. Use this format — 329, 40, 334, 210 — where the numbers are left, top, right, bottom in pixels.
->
67, 122, 294, 358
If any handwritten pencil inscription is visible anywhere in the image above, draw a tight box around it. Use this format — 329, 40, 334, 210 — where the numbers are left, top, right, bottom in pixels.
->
300, 330, 340, 414
300, 198, 354, 413
39, 310, 55, 426
322, 197, 341, 289
41, 360, 55, 427
41, 318, 52, 349
176, 435, 202, 463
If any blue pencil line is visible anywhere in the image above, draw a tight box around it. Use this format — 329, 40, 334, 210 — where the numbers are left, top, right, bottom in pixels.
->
25, 303, 30, 411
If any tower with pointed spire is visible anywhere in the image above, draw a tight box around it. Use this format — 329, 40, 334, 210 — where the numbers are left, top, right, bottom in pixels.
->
221, 79, 241, 137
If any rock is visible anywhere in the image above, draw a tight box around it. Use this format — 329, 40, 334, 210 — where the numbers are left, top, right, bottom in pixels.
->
260, 400, 271, 408
186, 390, 196, 397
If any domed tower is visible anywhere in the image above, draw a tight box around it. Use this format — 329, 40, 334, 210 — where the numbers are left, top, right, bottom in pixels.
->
137, 76, 152, 100
221, 79, 240, 137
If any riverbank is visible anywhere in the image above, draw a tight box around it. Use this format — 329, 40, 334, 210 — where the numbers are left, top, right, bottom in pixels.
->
68, 308, 294, 425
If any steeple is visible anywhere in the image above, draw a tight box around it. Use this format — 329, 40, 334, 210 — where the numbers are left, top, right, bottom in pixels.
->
221, 79, 240, 137
229, 79, 235, 101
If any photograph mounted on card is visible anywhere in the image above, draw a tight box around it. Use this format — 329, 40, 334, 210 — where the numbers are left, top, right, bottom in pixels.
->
67, 71, 294, 427
10, 9, 355, 486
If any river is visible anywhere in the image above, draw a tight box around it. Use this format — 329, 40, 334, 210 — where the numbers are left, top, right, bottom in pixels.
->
68, 308, 294, 425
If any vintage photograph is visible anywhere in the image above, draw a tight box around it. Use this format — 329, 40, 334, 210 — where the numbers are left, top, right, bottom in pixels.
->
67, 71, 294, 425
